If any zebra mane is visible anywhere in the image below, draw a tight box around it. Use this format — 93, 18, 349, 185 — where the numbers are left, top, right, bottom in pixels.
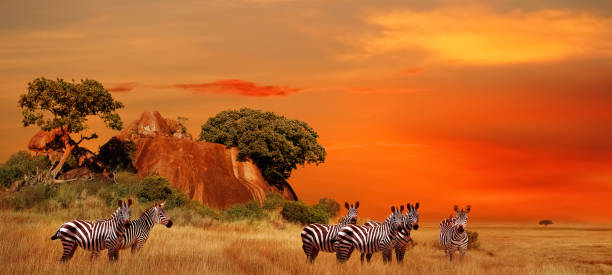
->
440, 217, 456, 227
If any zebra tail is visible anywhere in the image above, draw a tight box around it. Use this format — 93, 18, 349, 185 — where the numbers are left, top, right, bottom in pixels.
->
50, 228, 60, 240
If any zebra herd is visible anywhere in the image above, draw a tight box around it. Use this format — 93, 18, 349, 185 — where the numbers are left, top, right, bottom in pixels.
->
50, 199, 173, 261
301, 202, 472, 263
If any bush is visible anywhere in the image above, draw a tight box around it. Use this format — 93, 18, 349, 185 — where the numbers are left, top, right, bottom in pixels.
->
224, 200, 266, 221
138, 176, 188, 209
314, 197, 340, 217
0, 151, 50, 188
467, 230, 480, 249
4, 184, 54, 209
262, 193, 287, 211
281, 201, 329, 225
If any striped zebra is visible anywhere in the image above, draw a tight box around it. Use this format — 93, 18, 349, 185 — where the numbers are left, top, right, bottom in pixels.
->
360, 202, 420, 263
51, 199, 132, 262
301, 201, 359, 263
116, 202, 173, 254
336, 205, 405, 263
439, 205, 471, 261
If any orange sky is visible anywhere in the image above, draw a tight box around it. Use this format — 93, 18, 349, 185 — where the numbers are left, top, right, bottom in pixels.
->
1, 0, 611, 222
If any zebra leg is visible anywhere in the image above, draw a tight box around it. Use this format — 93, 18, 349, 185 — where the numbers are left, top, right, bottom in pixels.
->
395, 246, 406, 263
336, 245, 354, 263
460, 248, 466, 260
131, 239, 145, 254
60, 240, 77, 262
108, 247, 120, 262
366, 253, 373, 263
360, 253, 365, 263
382, 249, 392, 263
309, 248, 320, 263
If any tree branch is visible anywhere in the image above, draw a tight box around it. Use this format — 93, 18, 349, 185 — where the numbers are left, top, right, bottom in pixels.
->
76, 133, 98, 145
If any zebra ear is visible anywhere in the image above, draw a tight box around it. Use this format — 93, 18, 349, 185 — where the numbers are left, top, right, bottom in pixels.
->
355, 201, 359, 209
454, 205, 459, 212
406, 203, 411, 210
127, 199, 133, 206
400, 205, 405, 212
466, 205, 471, 213
415, 202, 419, 210
345, 202, 349, 209
160, 202, 166, 208
391, 206, 396, 212
118, 200, 123, 207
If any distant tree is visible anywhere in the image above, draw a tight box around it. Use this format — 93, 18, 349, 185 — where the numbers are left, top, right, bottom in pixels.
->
199, 108, 326, 188
539, 220, 553, 227
18, 77, 124, 179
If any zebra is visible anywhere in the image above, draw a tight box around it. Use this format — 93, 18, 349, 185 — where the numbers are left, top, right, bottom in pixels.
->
301, 201, 359, 263
336, 205, 405, 263
439, 205, 471, 261
360, 202, 420, 263
116, 201, 173, 254
51, 199, 132, 262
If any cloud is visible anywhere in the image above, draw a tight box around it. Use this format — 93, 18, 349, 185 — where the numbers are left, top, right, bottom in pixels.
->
107, 82, 138, 92
347, 7, 612, 65
170, 79, 300, 97
400, 68, 421, 75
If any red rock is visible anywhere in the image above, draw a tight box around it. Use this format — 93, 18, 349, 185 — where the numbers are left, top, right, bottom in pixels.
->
115, 111, 296, 209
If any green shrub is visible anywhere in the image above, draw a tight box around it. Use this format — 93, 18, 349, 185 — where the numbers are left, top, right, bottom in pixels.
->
6, 184, 54, 209
224, 200, 266, 221
0, 151, 50, 188
262, 193, 287, 210
137, 176, 187, 209
281, 201, 329, 225
314, 197, 340, 217
467, 230, 480, 249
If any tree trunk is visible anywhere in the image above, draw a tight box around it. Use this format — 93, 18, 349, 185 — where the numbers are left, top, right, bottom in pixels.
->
50, 134, 74, 179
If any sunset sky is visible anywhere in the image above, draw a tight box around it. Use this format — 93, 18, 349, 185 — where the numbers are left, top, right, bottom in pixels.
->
1, 0, 611, 222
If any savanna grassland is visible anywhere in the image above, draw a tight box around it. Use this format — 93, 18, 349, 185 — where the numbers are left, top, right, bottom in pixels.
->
1, 207, 611, 275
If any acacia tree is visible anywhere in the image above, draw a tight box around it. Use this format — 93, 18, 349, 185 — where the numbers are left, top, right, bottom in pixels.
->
539, 220, 553, 227
199, 108, 326, 188
19, 77, 124, 179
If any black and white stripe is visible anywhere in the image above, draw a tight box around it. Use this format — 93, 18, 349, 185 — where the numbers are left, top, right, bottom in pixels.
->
361, 202, 420, 263
439, 205, 470, 261
51, 199, 133, 261
301, 201, 359, 263
117, 202, 173, 253
336, 205, 405, 263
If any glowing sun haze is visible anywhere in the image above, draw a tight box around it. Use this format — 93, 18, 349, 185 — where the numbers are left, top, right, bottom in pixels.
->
1, 0, 611, 222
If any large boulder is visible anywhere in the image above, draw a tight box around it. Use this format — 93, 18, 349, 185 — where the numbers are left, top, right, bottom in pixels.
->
115, 111, 296, 209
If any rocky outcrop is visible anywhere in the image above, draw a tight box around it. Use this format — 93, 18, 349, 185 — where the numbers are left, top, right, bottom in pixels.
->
114, 111, 296, 209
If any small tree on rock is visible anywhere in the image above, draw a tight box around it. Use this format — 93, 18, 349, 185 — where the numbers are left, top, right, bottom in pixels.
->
199, 108, 326, 189
19, 77, 124, 179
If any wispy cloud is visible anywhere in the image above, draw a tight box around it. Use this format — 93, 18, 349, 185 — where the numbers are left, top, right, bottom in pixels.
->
169, 79, 300, 97
107, 82, 139, 92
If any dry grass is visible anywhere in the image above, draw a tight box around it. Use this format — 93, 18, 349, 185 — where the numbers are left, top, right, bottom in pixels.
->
1, 210, 611, 275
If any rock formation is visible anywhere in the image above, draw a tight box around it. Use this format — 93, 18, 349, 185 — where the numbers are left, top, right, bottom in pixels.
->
114, 111, 297, 208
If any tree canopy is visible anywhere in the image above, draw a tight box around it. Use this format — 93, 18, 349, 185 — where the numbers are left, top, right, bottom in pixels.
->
18, 77, 124, 178
199, 108, 326, 187
19, 77, 124, 132
539, 220, 553, 226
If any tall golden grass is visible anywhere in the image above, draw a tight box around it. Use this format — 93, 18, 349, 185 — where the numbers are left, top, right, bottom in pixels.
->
1, 209, 611, 275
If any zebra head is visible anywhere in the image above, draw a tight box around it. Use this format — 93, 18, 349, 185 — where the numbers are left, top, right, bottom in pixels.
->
342, 201, 359, 225
404, 202, 420, 230
453, 205, 470, 233
117, 199, 132, 228
154, 202, 173, 228
390, 205, 405, 231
